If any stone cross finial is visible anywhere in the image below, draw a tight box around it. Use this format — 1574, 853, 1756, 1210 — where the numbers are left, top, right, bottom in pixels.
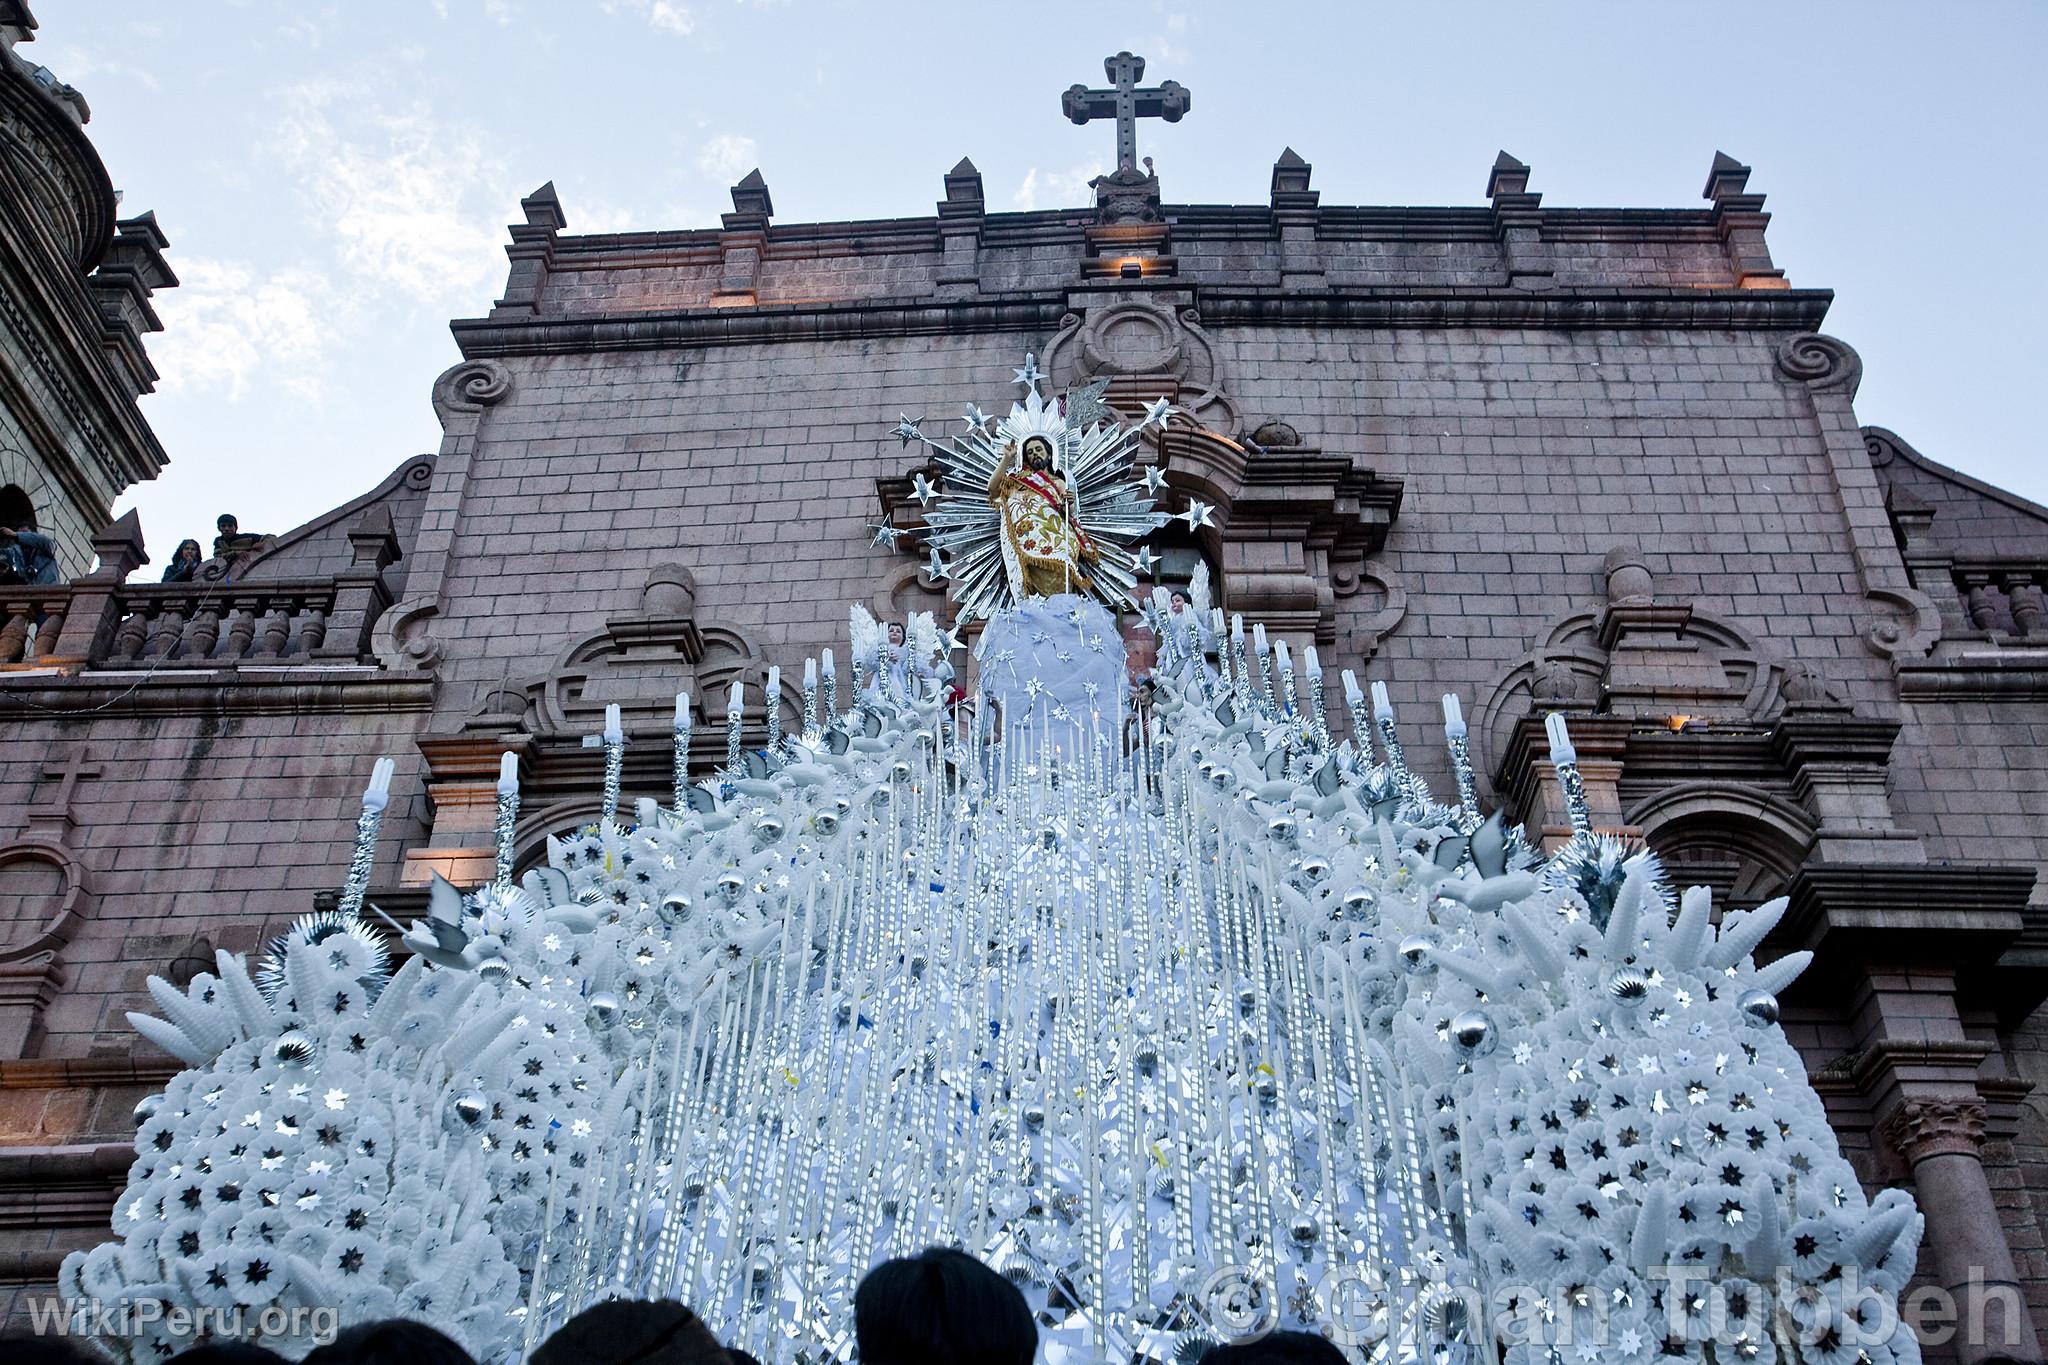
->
1062, 51, 1189, 174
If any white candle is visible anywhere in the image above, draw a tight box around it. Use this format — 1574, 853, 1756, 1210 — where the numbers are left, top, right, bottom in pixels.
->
803, 658, 817, 690
603, 703, 623, 744
1369, 679, 1393, 720
1230, 613, 1245, 641
362, 756, 395, 812
821, 647, 835, 678
1441, 693, 1466, 738
765, 665, 780, 701
1340, 669, 1363, 708
726, 680, 744, 716
1545, 712, 1577, 766
1252, 622, 1268, 658
1273, 639, 1292, 673
674, 691, 691, 728
497, 750, 519, 796
1211, 608, 1225, 635
1303, 645, 1321, 679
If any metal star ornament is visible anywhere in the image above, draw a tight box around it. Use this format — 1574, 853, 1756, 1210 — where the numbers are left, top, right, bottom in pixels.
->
1012, 354, 1045, 393
911, 471, 938, 506
1132, 546, 1159, 575
1141, 465, 1169, 494
1141, 397, 1174, 429
963, 403, 990, 430
869, 524, 905, 549
893, 415, 925, 447
1179, 500, 1216, 531
926, 546, 949, 582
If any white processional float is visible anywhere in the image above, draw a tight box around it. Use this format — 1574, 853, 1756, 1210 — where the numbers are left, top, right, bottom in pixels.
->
65, 360, 1925, 1365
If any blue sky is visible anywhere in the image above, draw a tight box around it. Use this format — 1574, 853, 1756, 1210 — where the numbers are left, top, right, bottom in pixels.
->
44, 0, 2048, 554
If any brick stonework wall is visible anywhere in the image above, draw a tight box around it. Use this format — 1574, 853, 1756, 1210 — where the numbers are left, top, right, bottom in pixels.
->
4, 158, 2046, 1349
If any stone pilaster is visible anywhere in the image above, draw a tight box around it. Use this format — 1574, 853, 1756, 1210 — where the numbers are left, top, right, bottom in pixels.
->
1487, 151, 1551, 290
935, 157, 983, 295
1703, 152, 1786, 289
1269, 148, 1323, 292
489, 181, 565, 319
714, 171, 772, 307
1879, 1082, 2045, 1364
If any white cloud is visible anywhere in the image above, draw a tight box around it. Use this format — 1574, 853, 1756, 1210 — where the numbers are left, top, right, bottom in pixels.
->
1150, 12, 1193, 65
1012, 164, 1101, 212
604, 0, 696, 36
270, 79, 509, 310
49, 43, 160, 92
572, 199, 640, 234
696, 132, 758, 182
149, 259, 339, 404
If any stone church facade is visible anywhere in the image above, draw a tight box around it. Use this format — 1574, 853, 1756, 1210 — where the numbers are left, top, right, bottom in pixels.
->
2, 24, 2047, 1360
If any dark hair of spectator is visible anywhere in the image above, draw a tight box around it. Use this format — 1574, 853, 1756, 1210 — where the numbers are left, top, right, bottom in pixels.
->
301, 1318, 474, 1365
1201, 1328, 1351, 1364
530, 1298, 731, 1365
854, 1245, 1036, 1365
170, 1342, 292, 1364
0, 1335, 101, 1365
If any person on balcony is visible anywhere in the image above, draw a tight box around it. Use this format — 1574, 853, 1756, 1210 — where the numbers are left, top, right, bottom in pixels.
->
0, 520, 59, 586
161, 538, 203, 582
206, 513, 268, 581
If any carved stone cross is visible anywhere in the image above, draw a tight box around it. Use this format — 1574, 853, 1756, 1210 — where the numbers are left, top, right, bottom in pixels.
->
1062, 51, 1190, 175
29, 750, 99, 842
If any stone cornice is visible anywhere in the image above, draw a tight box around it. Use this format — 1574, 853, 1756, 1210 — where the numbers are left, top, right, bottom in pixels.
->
0, 670, 436, 721
1196, 287, 1831, 332
452, 287, 1834, 360
543, 203, 1739, 258
0, 1141, 128, 1231
0, 1054, 176, 1090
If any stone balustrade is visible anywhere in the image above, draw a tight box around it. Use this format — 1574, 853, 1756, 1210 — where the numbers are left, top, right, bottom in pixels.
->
1950, 558, 2048, 638
0, 589, 76, 664
99, 579, 342, 666
0, 573, 393, 671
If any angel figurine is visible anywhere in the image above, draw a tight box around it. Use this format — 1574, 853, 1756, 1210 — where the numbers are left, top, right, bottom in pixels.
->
851, 605, 953, 702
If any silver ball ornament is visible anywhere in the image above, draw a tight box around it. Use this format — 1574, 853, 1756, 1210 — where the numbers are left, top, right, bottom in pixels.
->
1398, 933, 1438, 974
446, 1089, 488, 1133
1448, 1010, 1497, 1060
1737, 988, 1780, 1029
273, 1030, 315, 1069
1607, 967, 1650, 1009
586, 991, 622, 1030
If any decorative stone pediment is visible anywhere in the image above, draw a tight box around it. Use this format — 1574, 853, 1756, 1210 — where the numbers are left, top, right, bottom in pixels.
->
1042, 300, 1242, 434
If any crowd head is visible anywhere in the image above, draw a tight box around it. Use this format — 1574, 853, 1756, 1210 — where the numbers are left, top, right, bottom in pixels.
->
7, 1247, 1368, 1364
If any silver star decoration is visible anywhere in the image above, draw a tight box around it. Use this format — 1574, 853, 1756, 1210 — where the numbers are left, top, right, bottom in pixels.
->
1179, 500, 1215, 531
940, 627, 968, 655
869, 524, 904, 549
1012, 354, 1044, 392
1084, 681, 1102, 700
963, 403, 989, 430
1142, 465, 1169, 494
1024, 677, 1046, 699
911, 471, 937, 505
994, 648, 1017, 667
1132, 546, 1158, 575
1141, 396, 1174, 429
926, 546, 949, 581
893, 415, 925, 446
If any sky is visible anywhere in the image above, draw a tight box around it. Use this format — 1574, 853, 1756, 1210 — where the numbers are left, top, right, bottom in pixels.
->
41, 0, 2048, 554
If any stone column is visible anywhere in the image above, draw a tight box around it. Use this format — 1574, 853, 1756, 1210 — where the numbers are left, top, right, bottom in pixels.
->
1882, 1096, 2044, 1365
